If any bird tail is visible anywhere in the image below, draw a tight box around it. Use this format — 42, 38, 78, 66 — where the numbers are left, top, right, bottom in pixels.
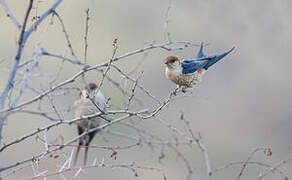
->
203, 46, 235, 70
84, 144, 89, 165
74, 141, 82, 166
197, 42, 206, 58
83, 130, 97, 165
74, 126, 84, 166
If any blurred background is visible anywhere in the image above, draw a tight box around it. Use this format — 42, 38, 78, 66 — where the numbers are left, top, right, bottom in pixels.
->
0, 0, 292, 179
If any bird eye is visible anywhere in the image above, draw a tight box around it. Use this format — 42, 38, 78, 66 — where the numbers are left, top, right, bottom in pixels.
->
170, 59, 176, 63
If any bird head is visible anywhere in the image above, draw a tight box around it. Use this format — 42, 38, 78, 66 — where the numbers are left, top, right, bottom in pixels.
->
80, 82, 99, 99
164, 56, 181, 70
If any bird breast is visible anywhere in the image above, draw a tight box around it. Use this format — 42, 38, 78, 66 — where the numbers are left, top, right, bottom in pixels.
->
74, 92, 106, 129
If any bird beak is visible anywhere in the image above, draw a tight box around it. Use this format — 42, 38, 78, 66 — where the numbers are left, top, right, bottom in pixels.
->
165, 61, 169, 64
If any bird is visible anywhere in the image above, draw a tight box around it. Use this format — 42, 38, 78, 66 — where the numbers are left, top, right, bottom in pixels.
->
164, 43, 235, 91
73, 82, 107, 165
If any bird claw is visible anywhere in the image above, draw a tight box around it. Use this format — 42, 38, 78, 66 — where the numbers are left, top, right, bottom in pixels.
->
182, 88, 187, 93
173, 91, 177, 96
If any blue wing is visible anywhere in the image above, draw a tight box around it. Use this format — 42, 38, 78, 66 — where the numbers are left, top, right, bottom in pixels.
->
203, 46, 235, 70
181, 60, 208, 74
181, 43, 235, 74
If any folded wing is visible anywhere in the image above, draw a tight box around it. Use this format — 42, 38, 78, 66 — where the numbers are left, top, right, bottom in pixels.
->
182, 43, 234, 74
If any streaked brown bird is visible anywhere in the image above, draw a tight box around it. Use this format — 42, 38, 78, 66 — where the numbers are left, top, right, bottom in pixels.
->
74, 82, 107, 165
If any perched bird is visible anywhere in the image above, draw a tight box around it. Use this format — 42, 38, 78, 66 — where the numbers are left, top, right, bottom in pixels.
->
164, 43, 234, 90
74, 82, 107, 165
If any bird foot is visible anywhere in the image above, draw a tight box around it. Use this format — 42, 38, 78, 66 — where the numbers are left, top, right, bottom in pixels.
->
182, 88, 187, 93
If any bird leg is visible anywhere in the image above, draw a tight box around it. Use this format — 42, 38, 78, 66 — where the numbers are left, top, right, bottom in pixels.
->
182, 87, 187, 93
172, 86, 180, 96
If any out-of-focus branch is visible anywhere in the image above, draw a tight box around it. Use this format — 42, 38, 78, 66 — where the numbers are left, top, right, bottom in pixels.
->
0, 0, 63, 145
180, 113, 212, 178
42, 50, 86, 66
42, 50, 131, 97
141, 87, 179, 119
237, 148, 268, 180
125, 72, 142, 110
0, 109, 148, 173
84, 8, 90, 64
11, 48, 44, 107
258, 156, 292, 179
119, 122, 193, 180
18, 110, 59, 121
98, 38, 118, 90
112, 65, 161, 103
49, 141, 141, 151
52, 10, 77, 59
23, 0, 63, 44
28, 162, 165, 180
163, 0, 172, 41
0, 109, 148, 153
213, 161, 285, 177
0, 0, 21, 28
0, 0, 34, 145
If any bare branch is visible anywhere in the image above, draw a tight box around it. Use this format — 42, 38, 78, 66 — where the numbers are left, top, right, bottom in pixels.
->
0, 109, 148, 173
52, 10, 77, 59
258, 156, 292, 179
1, 41, 191, 114
98, 38, 118, 90
125, 72, 143, 110
0, 0, 34, 144
112, 65, 161, 103
0, 109, 148, 153
42, 50, 86, 66
84, 8, 90, 63
23, 0, 63, 44
237, 148, 268, 180
28, 162, 165, 180
0, 0, 21, 28
213, 161, 285, 177
11, 48, 44, 108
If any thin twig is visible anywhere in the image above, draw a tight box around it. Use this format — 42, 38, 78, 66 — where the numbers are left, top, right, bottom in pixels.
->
258, 157, 292, 179
180, 113, 212, 177
126, 72, 143, 110
42, 50, 85, 66
0, 109, 148, 153
237, 148, 267, 180
1, 41, 192, 114
0, 109, 148, 173
18, 110, 59, 121
52, 10, 77, 59
112, 65, 161, 103
98, 38, 118, 90
84, 8, 90, 64
163, 0, 172, 42
213, 161, 285, 177
27, 162, 165, 180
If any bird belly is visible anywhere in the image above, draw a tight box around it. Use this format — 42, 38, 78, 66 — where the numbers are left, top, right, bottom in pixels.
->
165, 67, 204, 87
74, 100, 101, 130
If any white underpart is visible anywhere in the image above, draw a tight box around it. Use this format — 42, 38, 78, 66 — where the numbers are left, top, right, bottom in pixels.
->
80, 89, 107, 113
171, 61, 183, 75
